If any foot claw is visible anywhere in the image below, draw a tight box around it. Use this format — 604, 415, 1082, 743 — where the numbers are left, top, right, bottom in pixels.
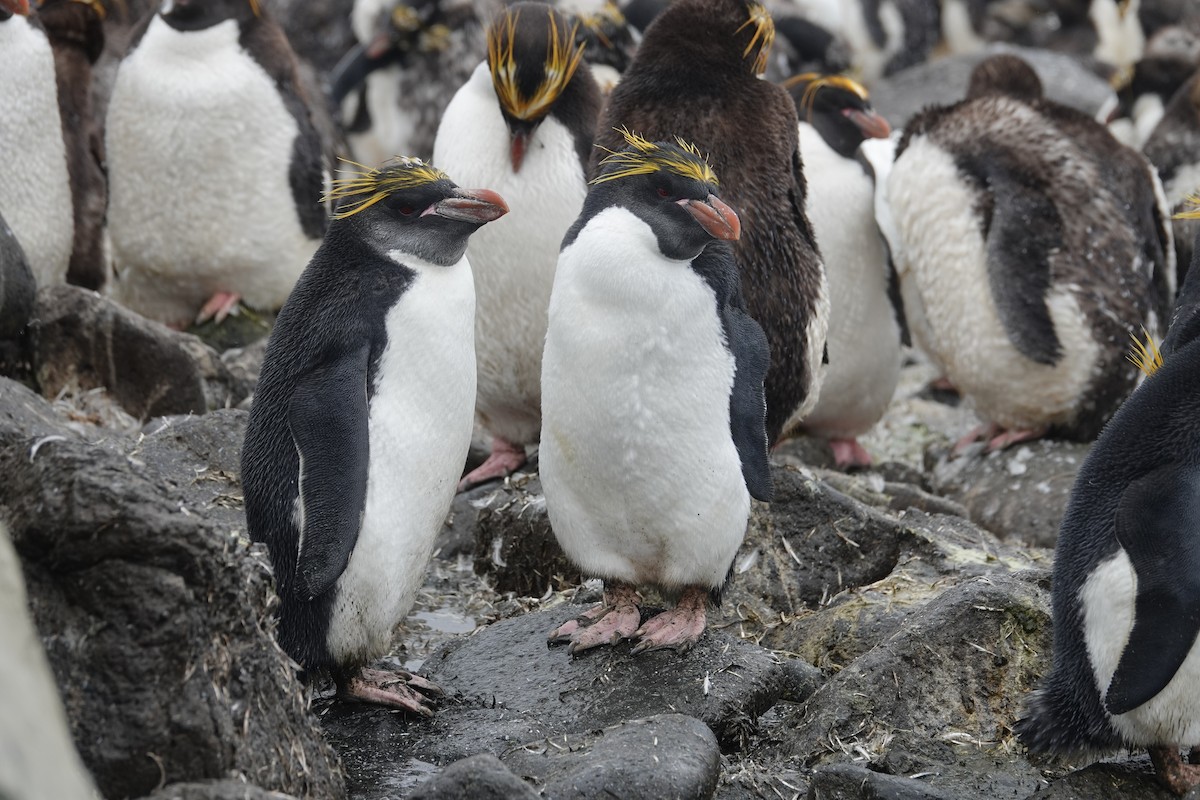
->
550, 584, 641, 655
829, 438, 872, 469
195, 291, 241, 325
338, 667, 441, 716
458, 437, 527, 492
629, 587, 708, 655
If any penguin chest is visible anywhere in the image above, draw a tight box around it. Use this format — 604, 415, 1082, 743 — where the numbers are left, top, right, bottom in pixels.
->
1080, 549, 1200, 746
540, 208, 750, 590
106, 19, 316, 323
433, 63, 589, 442
797, 124, 900, 438
325, 254, 476, 663
0, 17, 72, 287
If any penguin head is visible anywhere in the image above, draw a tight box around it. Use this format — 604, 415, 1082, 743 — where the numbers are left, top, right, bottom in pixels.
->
647, 0, 775, 77
158, 0, 262, 31
588, 128, 740, 261
486, 2, 586, 173
0, 0, 30, 15
325, 157, 509, 266
574, 1, 635, 74
785, 72, 891, 156
966, 54, 1044, 103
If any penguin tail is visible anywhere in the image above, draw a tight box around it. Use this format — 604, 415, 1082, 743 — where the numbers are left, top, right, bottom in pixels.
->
1014, 684, 1119, 759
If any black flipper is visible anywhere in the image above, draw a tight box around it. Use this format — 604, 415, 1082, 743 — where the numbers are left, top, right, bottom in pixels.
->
725, 306, 773, 502
981, 169, 1064, 366
1104, 462, 1200, 715
329, 40, 402, 108
288, 344, 372, 601
1162, 231, 1200, 358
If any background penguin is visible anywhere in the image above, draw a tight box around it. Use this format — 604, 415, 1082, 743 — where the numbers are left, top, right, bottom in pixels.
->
0, 0, 75, 288
434, 1, 602, 491
594, 0, 829, 446
542, 132, 771, 654
1017, 226, 1200, 797
1142, 72, 1200, 284
241, 158, 508, 710
887, 53, 1174, 451
1108, 25, 1200, 149
104, 0, 328, 329
785, 73, 901, 469
834, 0, 941, 84
37, 0, 108, 292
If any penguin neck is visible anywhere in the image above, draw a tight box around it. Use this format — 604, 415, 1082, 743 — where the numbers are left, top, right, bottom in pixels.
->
804, 113, 865, 160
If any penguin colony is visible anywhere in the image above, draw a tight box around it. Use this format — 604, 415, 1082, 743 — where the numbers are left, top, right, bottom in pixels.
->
5, 0, 1200, 793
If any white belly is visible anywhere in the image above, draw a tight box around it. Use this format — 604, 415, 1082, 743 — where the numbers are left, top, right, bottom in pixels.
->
887, 134, 1100, 431
105, 18, 318, 326
795, 123, 900, 440
326, 252, 476, 663
0, 17, 73, 287
1082, 550, 1200, 747
433, 62, 588, 445
540, 208, 750, 590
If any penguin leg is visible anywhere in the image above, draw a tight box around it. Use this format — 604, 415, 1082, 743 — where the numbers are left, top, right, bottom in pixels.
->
548, 582, 641, 654
457, 436, 527, 492
630, 586, 708, 655
195, 291, 242, 325
336, 667, 442, 716
829, 438, 873, 469
953, 422, 1003, 455
1149, 746, 1200, 796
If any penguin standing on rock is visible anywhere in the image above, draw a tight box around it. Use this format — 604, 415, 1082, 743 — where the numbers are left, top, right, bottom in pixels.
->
542, 132, 771, 655
594, 0, 828, 446
241, 159, 508, 711
784, 72, 900, 469
105, 0, 328, 329
888, 54, 1175, 451
434, 1, 601, 491
1017, 225, 1200, 798
0, 0, 74, 288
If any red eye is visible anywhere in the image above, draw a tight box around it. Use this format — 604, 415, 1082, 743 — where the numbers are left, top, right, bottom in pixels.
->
657, 187, 670, 198
399, 206, 415, 216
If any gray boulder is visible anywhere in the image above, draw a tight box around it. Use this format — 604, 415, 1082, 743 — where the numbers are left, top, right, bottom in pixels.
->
144, 780, 299, 800
0, 211, 35, 341
407, 754, 538, 800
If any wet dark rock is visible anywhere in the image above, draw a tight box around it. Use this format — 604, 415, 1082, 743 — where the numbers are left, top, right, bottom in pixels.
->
0, 377, 344, 799
407, 753, 538, 800
187, 308, 273, 353
472, 475, 580, 596
31, 285, 252, 420
779, 656, 826, 704
144, 780, 299, 800
506, 714, 721, 799
0, 211, 35, 341
807, 762, 959, 799
930, 440, 1089, 547
1028, 757, 1177, 799
780, 572, 1051, 797
436, 481, 496, 560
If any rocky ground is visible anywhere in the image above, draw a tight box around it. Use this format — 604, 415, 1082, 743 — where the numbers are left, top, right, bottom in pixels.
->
0, 285, 1179, 800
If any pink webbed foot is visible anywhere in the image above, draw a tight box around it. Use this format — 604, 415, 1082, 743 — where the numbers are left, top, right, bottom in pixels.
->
929, 376, 958, 393
952, 422, 1003, 456
985, 426, 1048, 452
195, 290, 242, 325
548, 583, 641, 655
457, 436, 527, 492
829, 437, 873, 469
630, 586, 708, 655
1150, 746, 1200, 796
337, 666, 443, 716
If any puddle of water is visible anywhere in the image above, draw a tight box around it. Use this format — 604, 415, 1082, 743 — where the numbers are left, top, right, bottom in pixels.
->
412, 608, 477, 635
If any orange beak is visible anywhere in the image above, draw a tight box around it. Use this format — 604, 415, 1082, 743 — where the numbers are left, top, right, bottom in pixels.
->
681, 194, 741, 241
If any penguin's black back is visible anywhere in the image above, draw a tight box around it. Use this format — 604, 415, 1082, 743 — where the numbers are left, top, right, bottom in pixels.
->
242, 221, 413, 671
594, 0, 824, 444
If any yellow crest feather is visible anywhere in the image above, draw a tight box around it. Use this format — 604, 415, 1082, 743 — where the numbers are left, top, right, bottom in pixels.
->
1127, 326, 1164, 377
487, 7, 585, 122
1174, 191, 1200, 220
324, 157, 450, 220
247, 0, 261, 18
784, 72, 871, 121
579, 1, 625, 49
591, 127, 719, 186
736, 3, 775, 76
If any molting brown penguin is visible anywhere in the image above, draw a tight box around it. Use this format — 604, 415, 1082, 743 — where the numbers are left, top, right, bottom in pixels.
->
888, 54, 1175, 451
594, 0, 828, 445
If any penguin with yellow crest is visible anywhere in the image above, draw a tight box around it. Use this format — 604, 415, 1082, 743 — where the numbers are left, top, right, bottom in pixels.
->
542, 130, 771, 655
434, 0, 602, 491
1018, 218, 1200, 796
241, 158, 508, 712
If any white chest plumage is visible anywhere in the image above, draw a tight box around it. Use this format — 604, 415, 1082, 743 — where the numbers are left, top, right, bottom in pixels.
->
1080, 550, 1200, 746
326, 252, 477, 663
105, 18, 318, 326
433, 62, 588, 445
793, 123, 900, 440
0, 16, 73, 287
540, 207, 750, 591
886, 133, 1100, 430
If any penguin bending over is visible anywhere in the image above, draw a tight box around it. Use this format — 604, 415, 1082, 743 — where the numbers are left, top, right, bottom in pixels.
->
542, 131, 771, 655
1016, 226, 1200, 797
785, 73, 900, 469
0, 0, 74, 288
888, 54, 1174, 451
594, 0, 828, 446
242, 159, 507, 711
434, 1, 601, 491
105, 0, 328, 329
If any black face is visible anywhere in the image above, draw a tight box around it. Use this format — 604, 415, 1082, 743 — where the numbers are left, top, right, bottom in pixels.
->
787, 79, 890, 158
346, 178, 509, 267
159, 0, 256, 31
587, 169, 739, 262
